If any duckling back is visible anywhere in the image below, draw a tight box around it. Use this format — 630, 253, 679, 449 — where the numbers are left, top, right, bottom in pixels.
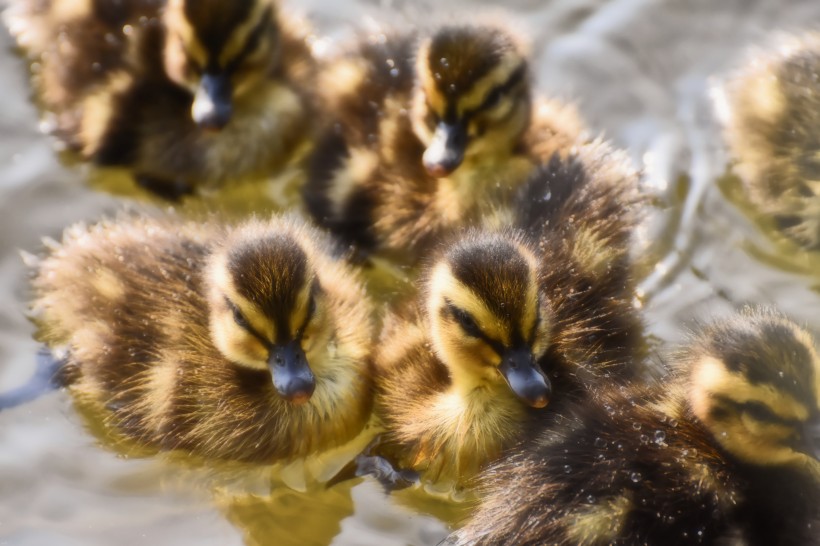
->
517, 140, 646, 386
718, 32, 820, 248
29, 214, 374, 465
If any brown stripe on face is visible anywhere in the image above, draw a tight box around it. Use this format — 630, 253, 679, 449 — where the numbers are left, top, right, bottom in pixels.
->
226, 234, 309, 342
183, 0, 255, 64
446, 235, 532, 339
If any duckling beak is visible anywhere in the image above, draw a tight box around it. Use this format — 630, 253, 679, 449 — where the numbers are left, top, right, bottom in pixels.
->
268, 341, 315, 405
192, 72, 233, 131
423, 121, 467, 178
498, 347, 551, 409
800, 420, 820, 460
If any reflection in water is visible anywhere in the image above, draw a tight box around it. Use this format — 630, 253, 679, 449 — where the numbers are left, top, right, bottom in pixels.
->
219, 483, 356, 546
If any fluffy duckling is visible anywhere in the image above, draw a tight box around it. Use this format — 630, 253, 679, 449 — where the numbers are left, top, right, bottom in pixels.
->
28, 214, 374, 466
304, 24, 586, 262
717, 32, 820, 248
450, 307, 820, 546
369, 225, 643, 493
372, 231, 552, 492
7, 0, 316, 199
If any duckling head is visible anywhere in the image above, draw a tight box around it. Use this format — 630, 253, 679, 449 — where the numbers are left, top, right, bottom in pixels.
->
162, 0, 281, 130
686, 308, 820, 475
206, 223, 330, 405
412, 25, 531, 178
426, 231, 551, 408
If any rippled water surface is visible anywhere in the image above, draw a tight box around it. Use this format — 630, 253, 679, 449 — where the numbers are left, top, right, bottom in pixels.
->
3, 0, 820, 544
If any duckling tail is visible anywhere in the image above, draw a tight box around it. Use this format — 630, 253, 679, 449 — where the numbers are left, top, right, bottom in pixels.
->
0, 347, 67, 411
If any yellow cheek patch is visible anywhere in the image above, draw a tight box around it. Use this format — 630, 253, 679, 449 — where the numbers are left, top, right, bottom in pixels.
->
416, 42, 447, 117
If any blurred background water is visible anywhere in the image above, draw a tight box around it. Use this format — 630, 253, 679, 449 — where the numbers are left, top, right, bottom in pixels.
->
2, 0, 820, 544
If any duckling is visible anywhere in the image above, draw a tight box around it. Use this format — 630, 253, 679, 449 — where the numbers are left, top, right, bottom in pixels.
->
450, 307, 820, 546
6, 0, 317, 200
369, 224, 643, 494
27, 213, 374, 467
303, 23, 586, 263
370, 230, 552, 492
717, 32, 820, 249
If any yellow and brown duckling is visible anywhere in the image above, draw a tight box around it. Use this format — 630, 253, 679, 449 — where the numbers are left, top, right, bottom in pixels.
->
27, 213, 374, 470
6, 0, 316, 200
365, 224, 643, 494
450, 307, 820, 546
717, 32, 820, 249
303, 23, 586, 263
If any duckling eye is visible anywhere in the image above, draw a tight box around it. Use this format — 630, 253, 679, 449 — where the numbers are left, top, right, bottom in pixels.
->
225, 297, 250, 330
448, 304, 482, 338
232, 307, 250, 329
481, 88, 502, 111
743, 402, 783, 424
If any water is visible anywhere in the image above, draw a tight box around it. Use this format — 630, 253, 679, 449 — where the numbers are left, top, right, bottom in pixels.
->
2, 0, 820, 544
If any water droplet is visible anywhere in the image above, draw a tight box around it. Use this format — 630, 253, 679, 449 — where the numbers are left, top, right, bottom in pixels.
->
594, 437, 607, 448
630, 471, 642, 483
654, 430, 667, 444
586, 494, 595, 504
389, 68, 399, 78
639, 434, 649, 444
632, 422, 642, 431
563, 464, 572, 474
541, 191, 552, 202
440, 57, 449, 68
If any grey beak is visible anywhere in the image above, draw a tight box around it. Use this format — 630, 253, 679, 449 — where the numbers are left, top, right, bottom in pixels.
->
268, 340, 315, 404
800, 420, 820, 460
422, 121, 467, 177
498, 347, 551, 408
192, 72, 233, 130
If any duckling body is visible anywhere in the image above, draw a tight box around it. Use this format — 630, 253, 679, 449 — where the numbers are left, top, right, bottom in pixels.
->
28, 214, 374, 465
450, 307, 820, 545
373, 231, 553, 491
718, 33, 820, 248
372, 217, 643, 492
303, 25, 586, 263
7, 0, 316, 199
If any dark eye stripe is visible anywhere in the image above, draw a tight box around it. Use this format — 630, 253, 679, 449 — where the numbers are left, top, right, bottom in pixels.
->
463, 63, 527, 119
224, 296, 271, 348
713, 394, 804, 428
743, 401, 802, 427
226, 6, 273, 73
443, 298, 504, 355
